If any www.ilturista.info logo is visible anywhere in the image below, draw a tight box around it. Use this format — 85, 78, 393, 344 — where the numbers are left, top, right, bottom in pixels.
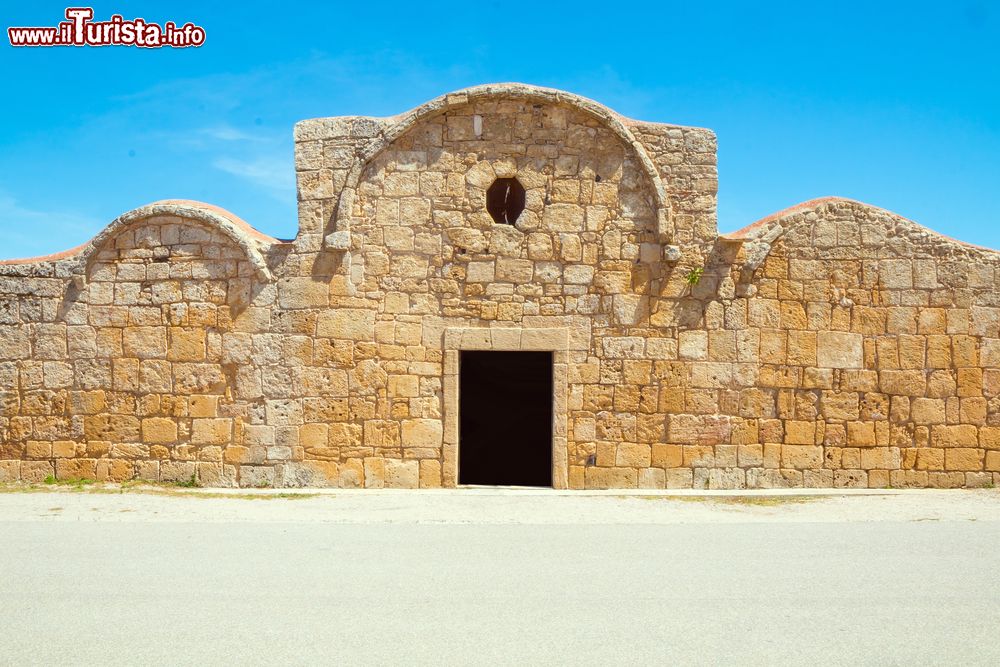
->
8, 7, 206, 48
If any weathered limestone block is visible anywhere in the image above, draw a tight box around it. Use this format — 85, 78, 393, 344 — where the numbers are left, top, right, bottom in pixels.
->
142, 418, 178, 444
585, 466, 637, 489
678, 330, 707, 360
945, 448, 984, 471
385, 459, 419, 488
317, 309, 375, 340
191, 419, 232, 445
817, 331, 863, 369
541, 204, 585, 232
402, 419, 442, 448
931, 424, 978, 448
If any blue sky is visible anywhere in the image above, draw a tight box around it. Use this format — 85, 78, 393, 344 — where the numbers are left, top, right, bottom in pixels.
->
1, 0, 998, 257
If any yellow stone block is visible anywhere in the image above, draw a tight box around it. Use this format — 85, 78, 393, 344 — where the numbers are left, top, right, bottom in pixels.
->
316, 309, 375, 341
56, 458, 97, 481
419, 459, 442, 488
651, 444, 683, 468
388, 375, 419, 398
931, 424, 978, 448
52, 441, 77, 458
191, 419, 231, 445
224, 445, 250, 464
615, 443, 651, 468
784, 420, 816, 445
71, 390, 106, 415
363, 457, 385, 488
868, 470, 890, 488
916, 447, 944, 470
142, 418, 178, 444
122, 326, 167, 359
917, 309, 947, 334
585, 466, 636, 489
188, 395, 218, 418
329, 423, 362, 447
299, 423, 329, 448
737, 444, 763, 467
847, 422, 876, 447
787, 331, 817, 366
26, 441, 51, 459
96, 459, 134, 482
401, 419, 442, 447
945, 448, 984, 471
168, 327, 206, 361
781, 445, 823, 470
957, 368, 983, 397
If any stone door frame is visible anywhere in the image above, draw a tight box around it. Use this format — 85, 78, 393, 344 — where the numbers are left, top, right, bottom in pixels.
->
443, 328, 569, 489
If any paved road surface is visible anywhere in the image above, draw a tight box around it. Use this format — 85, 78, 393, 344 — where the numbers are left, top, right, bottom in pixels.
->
0, 489, 998, 665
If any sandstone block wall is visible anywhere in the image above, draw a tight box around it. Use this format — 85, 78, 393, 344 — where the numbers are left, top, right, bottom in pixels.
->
1, 83, 997, 488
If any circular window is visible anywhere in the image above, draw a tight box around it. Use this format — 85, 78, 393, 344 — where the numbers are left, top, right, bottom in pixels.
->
486, 178, 526, 226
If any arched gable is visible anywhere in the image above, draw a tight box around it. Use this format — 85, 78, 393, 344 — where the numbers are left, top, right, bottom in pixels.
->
330, 83, 672, 245
725, 197, 1000, 272
0, 200, 277, 283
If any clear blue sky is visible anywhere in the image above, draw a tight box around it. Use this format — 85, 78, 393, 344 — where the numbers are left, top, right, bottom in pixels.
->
2, 0, 998, 257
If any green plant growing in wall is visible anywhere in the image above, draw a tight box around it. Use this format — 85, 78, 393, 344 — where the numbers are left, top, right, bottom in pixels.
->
175, 475, 200, 489
685, 267, 704, 286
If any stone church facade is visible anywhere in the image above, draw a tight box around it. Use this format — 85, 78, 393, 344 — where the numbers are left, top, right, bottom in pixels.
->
2, 83, 999, 489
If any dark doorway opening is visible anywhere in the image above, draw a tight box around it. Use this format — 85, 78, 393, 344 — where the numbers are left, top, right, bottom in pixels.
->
459, 351, 552, 487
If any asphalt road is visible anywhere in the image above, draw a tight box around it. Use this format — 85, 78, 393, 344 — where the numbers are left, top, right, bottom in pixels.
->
0, 489, 998, 666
